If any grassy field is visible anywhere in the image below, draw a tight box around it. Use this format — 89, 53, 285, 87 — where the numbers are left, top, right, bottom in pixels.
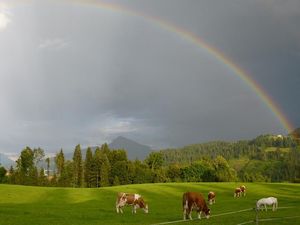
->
0, 182, 299, 225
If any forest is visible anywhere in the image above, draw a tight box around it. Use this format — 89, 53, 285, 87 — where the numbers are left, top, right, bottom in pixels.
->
0, 132, 300, 187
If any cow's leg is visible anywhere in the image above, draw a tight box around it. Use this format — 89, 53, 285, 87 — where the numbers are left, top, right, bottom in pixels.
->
186, 205, 192, 220
188, 209, 192, 220
116, 203, 121, 213
264, 204, 267, 211
197, 211, 201, 219
132, 205, 137, 214
183, 200, 189, 220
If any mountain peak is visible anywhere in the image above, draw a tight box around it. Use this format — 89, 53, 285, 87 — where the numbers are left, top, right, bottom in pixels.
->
109, 136, 152, 160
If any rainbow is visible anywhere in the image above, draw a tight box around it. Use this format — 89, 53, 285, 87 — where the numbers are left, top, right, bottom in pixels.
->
12, 0, 296, 132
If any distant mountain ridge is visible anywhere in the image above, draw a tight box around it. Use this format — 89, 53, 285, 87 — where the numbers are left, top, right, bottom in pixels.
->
63, 136, 152, 160
109, 136, 152, 160
0, 153, 15, 168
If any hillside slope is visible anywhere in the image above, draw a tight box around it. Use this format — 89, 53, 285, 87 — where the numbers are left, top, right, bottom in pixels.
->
0, 183, 299, 225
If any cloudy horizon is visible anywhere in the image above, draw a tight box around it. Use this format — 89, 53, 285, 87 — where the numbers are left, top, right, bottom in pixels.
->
0, 0, 299, 155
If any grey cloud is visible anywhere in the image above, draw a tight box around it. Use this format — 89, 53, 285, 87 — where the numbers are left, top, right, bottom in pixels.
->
0, 0, 298, 154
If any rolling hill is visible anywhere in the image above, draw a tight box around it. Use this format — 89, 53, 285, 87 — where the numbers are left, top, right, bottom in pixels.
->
0, 182, 299, 225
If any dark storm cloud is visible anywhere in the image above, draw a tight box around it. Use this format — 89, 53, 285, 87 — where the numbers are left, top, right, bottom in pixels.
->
0, 0, 298, 154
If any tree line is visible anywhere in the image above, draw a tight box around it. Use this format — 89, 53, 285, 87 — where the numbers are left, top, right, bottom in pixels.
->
160, 134, 300, 182
0, 133, 299, 186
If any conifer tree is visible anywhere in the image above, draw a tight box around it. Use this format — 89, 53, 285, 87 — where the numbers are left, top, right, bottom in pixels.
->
73, 144, 83, 187
55, 149, 65, 177
84, 147, 93, 187
45, 157, 50, 178
100, 153, 110, 187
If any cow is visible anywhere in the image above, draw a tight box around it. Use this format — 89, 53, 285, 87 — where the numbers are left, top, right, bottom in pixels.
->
116, 192, 148, 214
207, 191, 216, 205
234, 187, 241, 198
182, 192, 210, 220
240, 185, 246, 197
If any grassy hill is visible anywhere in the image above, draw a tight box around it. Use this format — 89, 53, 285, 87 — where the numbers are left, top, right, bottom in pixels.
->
0, 183, 299, 225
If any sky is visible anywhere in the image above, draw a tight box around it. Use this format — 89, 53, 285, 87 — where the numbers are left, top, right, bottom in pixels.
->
0, 0, 299, 156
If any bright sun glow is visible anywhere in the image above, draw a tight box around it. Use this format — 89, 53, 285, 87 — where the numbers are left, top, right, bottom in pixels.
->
0, 3, 11, 31
0, 13, 10, 30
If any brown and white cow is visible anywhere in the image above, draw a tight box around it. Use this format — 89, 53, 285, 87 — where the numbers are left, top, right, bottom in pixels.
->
116, 192, 148, 214
208, 191, 216, 205
182, 192, 210, 220
240, 185, 246, 197
234, 187, 241, 198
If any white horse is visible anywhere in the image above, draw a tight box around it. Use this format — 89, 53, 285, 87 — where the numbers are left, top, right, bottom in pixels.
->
256, 197, 278, 211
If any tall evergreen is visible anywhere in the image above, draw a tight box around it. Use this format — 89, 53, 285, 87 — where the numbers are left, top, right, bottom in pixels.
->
100, 153, 110, 187
73, 144, 83, 187
16, 147, 35, 185
84, 147, 93, 187
55, 149, 65, 177
92, 147, 102, 187
45, 157, 50, 177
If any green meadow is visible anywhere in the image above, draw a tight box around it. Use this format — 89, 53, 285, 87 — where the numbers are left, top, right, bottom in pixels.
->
0, 183, 299, 225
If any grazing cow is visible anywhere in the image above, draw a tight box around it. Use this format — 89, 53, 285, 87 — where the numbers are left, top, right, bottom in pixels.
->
182, 192, 210, 220
240, 185, 246, 197
116, 192, 148, 214
234, 187, 241, 198
256, 197, 278, 211
207, 191, 216, 205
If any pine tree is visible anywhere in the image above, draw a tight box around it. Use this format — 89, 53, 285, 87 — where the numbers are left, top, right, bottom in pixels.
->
16, 147, 35, 185
73, 144, 83, 187
84, 147, 93, 187
55, 149, 65, 177
45, 157, 50, 178
100, 143, 110, 155
92, 147, 102, 187
100, 153, 110, 187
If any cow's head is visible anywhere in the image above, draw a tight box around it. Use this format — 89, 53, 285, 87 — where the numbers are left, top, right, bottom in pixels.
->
143, 204, 149, 213
204, 208, 210, 219
137, 198, 148, 214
